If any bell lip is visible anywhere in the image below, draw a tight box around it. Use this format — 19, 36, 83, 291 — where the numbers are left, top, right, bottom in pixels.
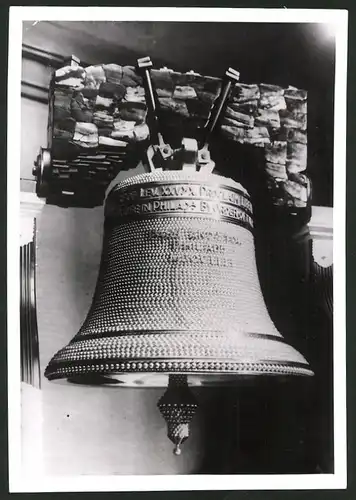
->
45, 364, 314, 388
44, 332, 314, 385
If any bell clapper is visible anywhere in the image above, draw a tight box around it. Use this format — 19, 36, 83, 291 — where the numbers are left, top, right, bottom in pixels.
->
173, 440, 183, 456
157, 374, 198, 455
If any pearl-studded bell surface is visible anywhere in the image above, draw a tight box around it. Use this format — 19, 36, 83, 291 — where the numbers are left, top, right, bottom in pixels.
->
44, 170, 313, 386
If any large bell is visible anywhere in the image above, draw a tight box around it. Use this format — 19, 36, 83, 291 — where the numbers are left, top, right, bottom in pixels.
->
45, 57, 313, 454
45, 168, 313, 453
45, 169, 313, 383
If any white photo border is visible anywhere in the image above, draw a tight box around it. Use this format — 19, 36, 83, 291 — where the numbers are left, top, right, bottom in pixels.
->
7, 6, 348, 493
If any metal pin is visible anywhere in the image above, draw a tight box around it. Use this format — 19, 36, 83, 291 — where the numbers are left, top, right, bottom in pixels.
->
201, 66, 240, 149
137, 56, 162, 146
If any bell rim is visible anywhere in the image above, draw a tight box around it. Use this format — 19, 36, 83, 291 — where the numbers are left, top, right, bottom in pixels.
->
45, 329, 313, 383
45, 358, 314, 385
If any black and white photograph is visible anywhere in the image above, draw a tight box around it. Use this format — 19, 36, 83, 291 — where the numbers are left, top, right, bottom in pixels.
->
8, 6, 347, 493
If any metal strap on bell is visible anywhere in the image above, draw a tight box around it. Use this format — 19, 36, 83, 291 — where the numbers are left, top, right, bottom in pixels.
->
45, 60, 313, 454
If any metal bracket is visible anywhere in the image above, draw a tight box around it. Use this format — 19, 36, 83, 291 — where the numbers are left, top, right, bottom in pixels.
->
138, 59, 240, 174
146, 142, 174, 172
137, 56, 173, 172
180, 138, 199, 171
32, 147, 51, 198
197, 67, 240, 174
197, 147, 215, 173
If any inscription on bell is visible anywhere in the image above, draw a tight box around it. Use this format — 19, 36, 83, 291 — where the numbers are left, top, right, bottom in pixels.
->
106, 179, 255, 230
140, 184, 200, 198
118, 183, 252, 210
142, 199, 197, 213
116, 198, 253, 226
138, 183, 251, 210
199, 185, 252, 212
144, 226, 243, 268
169, 253, 233, 267
147, 228, 242, 246
171, 241, 225, 253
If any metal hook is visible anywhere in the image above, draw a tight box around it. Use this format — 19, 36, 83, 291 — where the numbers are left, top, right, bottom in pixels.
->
200, 67, 240, 149
137, 57, 174, 171
197, 67, 240, 173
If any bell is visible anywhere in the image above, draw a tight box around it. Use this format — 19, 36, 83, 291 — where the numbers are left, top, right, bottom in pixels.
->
44, 61, 313, 455
45, 168, 313, 450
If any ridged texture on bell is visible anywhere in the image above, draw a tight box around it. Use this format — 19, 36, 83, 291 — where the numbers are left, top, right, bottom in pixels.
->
45, 170, 313, 382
